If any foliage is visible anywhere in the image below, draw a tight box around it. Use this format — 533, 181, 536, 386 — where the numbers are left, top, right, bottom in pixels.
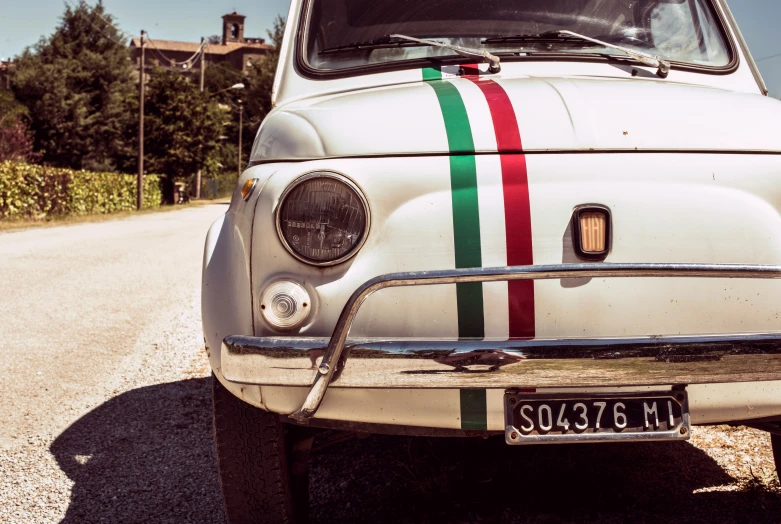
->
241, 15, 286, 156
0, 161, 161, 219
10, 1, 136, 172
0, 90, 28, 128
206, 16, 286, 167
0, 91, 39, 163
143, 69, 223, 203
0, 121, 39, 164
200, 171, 237, 200
244, 15, 285, 122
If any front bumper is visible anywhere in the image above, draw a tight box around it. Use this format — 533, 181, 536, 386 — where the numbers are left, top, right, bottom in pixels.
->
220, 263, 781, 422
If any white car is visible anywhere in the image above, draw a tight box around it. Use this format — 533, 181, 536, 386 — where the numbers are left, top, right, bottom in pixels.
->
202, 0, 781, 521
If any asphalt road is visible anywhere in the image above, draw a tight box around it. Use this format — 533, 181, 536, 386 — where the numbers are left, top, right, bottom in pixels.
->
0, 205, 779, 523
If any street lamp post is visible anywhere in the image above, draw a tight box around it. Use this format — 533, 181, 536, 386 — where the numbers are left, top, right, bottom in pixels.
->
238, 100, 244, 179
137, 30, 146, 210
195, 37, 207, 200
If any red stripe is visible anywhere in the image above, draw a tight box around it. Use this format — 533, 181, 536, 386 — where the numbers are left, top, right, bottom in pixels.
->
463, 71, 535, 339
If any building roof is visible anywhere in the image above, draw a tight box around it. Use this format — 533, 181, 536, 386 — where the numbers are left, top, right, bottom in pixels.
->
131, 38, 271, 55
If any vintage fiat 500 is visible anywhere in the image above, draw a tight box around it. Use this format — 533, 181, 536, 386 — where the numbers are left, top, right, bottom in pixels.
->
203, 0, 781, 521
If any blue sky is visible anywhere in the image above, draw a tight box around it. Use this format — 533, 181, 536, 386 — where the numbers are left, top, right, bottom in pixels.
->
1, 0, 780, 96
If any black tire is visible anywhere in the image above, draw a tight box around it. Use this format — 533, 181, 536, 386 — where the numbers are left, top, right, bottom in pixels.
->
772, 434, 780, 475
212, 374, 312, 524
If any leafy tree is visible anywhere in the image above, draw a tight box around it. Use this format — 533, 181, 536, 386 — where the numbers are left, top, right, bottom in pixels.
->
203, 16, 285, 178
0, 91, 39, 163
244, 15, 286, 122
144, 69, 223, 203
206, 16, 286, 172
10, 1, 136, 171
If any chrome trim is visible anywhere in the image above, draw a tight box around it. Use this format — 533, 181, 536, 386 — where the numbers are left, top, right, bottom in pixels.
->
237, 262, 781, 422
274, 171, 371, 267
222, 331, 781, 387
716, 0, 768, 95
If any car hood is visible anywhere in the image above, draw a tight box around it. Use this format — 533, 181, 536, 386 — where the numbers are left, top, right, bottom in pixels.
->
251, 75, 781, 162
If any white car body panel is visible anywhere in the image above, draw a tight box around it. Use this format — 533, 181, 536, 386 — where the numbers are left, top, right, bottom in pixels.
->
203, 0, 781, 432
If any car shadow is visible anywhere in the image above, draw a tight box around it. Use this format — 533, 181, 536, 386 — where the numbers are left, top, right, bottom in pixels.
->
51, 378, 226, 523
311, 433, 781, 523
51, 379, 779, 523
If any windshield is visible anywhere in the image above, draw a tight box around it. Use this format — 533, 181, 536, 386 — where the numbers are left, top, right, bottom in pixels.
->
303, 0, 731, 72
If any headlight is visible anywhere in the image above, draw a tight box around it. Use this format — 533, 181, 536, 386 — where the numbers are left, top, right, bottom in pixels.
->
276, 172, 370, 266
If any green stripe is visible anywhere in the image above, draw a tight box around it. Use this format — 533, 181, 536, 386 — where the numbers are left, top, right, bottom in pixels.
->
422, 67, 442, 81
426, 75, 485, 339
460, 389, 488, 430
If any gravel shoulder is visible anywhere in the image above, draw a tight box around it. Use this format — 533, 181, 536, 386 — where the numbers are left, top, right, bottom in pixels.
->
0, 205, 227, 523
0, 203, 778, 523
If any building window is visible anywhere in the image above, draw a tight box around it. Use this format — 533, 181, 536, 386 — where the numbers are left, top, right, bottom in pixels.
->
231, 24, 239, 40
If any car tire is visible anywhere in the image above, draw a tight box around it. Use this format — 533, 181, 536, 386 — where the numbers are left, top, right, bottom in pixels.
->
772, 434, 780, 474
212, 374, 312, 524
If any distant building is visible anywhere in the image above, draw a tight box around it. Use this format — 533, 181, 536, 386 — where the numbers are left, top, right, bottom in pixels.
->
129, 12, 272, 74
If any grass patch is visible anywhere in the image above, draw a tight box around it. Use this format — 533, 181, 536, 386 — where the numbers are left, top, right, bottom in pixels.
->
0, 198, 229, 233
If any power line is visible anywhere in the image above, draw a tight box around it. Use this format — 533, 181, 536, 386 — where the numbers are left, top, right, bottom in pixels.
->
207, 60, 247, 80
84, 0, 135, 40
145, 36, 206, 69
63, 0, 128, 47
755, 51, 781, 63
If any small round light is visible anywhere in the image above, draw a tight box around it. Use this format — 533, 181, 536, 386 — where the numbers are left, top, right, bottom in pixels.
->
260, 281, 311, 330
276, 172, 370, 266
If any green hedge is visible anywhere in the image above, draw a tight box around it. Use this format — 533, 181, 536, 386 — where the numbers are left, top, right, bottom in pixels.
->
0, 161, 162, 219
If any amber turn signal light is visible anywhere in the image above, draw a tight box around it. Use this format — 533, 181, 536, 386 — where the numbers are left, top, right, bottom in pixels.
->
572, 205, 611, 260
241, 179, 257, 201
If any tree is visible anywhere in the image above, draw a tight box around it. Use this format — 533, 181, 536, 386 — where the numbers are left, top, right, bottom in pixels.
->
144, 69, 223, 203
10, 1, 136, 171
0, 91, 39, 163
203, 16, 286, 178
215, 15, 286, 170
244, 15, 285, 122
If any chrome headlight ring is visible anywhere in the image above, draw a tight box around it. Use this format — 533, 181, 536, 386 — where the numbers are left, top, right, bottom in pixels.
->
274, 171, 371, 267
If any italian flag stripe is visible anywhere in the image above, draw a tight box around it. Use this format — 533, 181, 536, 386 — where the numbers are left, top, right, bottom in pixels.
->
425, 65, 537, 430
424, 67, 485, 339
462, 73, 536, 339
459, 389, 488, 430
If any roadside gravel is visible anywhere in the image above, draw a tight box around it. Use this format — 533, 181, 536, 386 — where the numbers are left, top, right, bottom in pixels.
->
0, 206, 227, 524
0, 288, 225, 523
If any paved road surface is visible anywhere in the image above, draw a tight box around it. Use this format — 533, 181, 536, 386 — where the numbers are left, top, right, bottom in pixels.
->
0, 205, 778, 523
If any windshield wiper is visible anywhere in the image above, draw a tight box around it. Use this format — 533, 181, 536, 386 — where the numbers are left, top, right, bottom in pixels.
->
554, 30, 671, 78
482, 31, 590, 45
389, 34, 501, 73
321, 34, 501, 73
483, 30, 670, 78
320, 36, 423, 54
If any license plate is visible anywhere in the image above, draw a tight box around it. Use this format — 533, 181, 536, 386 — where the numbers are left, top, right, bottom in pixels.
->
504, 390, 690, 445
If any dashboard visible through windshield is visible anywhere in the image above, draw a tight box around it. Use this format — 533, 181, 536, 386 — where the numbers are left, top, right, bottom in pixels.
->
301, 0, 732, 73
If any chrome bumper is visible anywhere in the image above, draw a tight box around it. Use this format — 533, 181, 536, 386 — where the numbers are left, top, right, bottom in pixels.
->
220, 263, 781, 423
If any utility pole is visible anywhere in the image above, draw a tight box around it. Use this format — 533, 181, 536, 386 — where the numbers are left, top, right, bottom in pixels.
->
195, 37, 206, 199
238, 100, 244, 178
137, 30, 146, 210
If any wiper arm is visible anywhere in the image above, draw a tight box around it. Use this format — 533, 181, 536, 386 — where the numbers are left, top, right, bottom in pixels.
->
482, 31, 589, 45
390, 34, 501, 74
555, 30, 671, 78
320, 36, 421, 54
